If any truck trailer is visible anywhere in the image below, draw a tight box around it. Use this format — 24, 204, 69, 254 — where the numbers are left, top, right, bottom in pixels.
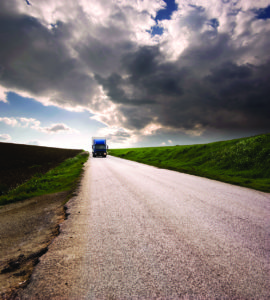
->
92, 137, 108, 157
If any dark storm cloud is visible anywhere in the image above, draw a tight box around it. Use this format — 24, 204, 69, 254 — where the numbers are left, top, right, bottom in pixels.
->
0, 8, 98, 108
104, 129, 131, 143
96, 46, 183, 105
96, 42, 270, 132
205, 61, 270, 128
0, 0, 18, 16
74, 21, 134, 77
123, 46, 186, 97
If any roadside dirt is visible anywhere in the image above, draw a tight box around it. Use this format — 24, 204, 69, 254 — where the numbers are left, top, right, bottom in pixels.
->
0, 191, 70, 299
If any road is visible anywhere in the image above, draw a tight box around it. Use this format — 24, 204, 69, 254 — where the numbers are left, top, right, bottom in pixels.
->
21, 156, 270, 299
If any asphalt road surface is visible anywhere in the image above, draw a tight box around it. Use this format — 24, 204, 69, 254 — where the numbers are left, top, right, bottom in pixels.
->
21, 156, 270, 299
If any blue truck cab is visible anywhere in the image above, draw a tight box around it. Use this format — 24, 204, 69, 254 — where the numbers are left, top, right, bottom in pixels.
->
92, 137, 108, 157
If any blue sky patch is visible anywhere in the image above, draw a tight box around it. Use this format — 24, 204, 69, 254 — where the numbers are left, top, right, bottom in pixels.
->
151, 0, 177, 36
255, 5, 270, 19
155, 0, 178, 21
208, 18, 219, 29
0, 92, 100, 136
150, 26, 164, 36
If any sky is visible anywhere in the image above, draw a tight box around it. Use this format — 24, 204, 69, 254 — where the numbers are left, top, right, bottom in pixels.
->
0, 0, 270, 150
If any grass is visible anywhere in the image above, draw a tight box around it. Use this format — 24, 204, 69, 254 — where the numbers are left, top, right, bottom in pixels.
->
0, 151, 89, 206
109, 133, 270, 192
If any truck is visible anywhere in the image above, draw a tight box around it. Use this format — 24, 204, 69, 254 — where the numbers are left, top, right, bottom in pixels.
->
92, 137, 108, 157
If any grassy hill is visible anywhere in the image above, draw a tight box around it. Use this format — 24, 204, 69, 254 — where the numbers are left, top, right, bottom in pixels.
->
109, 133, 270, 192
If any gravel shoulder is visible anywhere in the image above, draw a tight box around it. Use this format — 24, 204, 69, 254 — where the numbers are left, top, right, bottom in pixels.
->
0, 191, 69, 299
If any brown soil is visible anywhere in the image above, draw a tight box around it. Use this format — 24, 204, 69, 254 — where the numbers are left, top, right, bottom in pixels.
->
0, 192, 70, 299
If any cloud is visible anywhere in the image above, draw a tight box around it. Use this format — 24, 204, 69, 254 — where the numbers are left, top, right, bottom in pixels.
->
0, 117, 40, 129
0, 86, 9, 103
18, 117, 41, 128
95, 1, 270, 135
96, 43, 270, 132
0, 117, 18, 126
0, 4, 100, 110
41, 123, 78, 134
0, 0, 270, 144
0, 117, 78, 134
0, 134, 11, 141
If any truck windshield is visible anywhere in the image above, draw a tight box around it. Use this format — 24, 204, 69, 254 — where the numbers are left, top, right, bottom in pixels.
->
95, 145, 106, 150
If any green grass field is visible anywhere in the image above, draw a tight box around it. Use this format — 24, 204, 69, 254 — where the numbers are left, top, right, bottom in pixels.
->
0, 151, 89, 206
109, 133, 270, 192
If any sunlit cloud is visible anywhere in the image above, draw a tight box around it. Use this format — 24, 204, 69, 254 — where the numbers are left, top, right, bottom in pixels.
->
0, 86, 9, 103
0, 117, 18, 127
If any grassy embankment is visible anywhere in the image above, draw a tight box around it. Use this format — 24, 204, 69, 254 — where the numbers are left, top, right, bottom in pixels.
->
109, 133, 270, 192
0, 143, 89, 206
